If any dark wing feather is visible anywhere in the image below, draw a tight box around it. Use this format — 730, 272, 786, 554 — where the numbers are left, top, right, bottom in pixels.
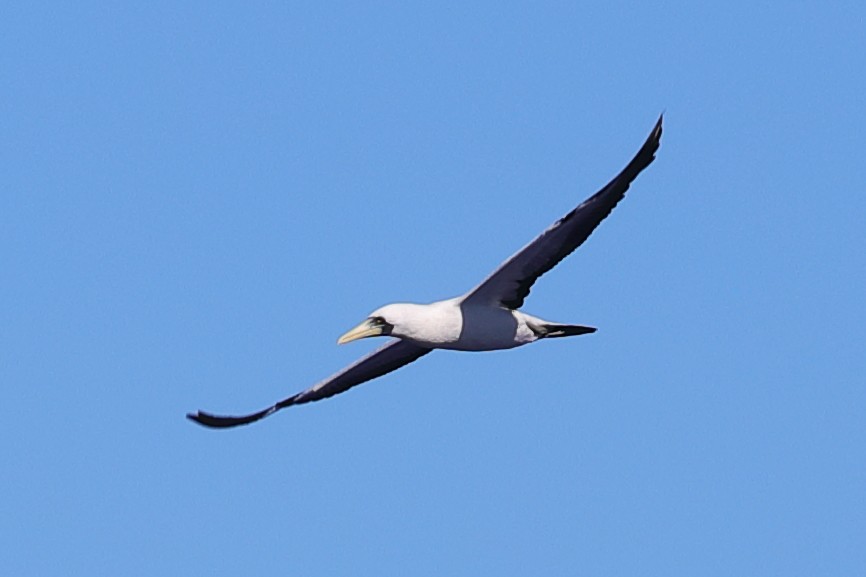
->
463, 116, 663, 310
187, 339, 432, 428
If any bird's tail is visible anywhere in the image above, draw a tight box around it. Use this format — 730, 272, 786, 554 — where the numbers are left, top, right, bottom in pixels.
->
534, 322, 597, 338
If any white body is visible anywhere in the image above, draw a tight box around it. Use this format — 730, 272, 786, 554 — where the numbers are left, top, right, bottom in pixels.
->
370, 299, 550, 351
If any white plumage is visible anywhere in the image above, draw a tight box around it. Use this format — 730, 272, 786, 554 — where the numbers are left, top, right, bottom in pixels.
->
362, 300, 548, 351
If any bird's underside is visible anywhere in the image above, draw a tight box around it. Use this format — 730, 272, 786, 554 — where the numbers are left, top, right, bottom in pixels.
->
188, 115, 663, 428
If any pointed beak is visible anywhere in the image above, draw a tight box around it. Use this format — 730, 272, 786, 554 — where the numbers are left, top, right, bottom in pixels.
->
337, 319, 386, 345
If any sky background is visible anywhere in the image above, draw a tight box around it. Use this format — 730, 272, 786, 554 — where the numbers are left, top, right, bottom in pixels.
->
2, 2, 865, 575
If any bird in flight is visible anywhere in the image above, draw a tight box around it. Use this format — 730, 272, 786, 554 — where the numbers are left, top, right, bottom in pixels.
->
188, 116, 663, 428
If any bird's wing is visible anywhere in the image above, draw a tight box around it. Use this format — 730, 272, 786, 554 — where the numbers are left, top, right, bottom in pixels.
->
462, 116, 663, 310
187, 339, 432, 428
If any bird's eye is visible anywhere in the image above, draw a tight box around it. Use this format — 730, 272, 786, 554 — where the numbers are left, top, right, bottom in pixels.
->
370, 316, 386, 326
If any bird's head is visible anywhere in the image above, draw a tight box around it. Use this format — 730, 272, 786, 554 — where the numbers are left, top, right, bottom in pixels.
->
337, 304, 416, 344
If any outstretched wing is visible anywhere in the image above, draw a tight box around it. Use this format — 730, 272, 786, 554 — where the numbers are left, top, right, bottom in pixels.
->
462, 116, 663, 310
187, 339, 432, 428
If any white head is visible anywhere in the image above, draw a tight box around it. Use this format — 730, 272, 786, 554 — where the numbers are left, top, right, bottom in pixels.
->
337, 303, 419, 344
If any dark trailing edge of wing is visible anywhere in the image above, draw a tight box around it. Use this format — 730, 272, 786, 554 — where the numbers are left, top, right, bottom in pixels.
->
502, 115, 663, 309
187, 339, 432, 429
463, 115, 663, 311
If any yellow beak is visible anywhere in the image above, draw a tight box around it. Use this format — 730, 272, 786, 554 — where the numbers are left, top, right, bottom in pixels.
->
337, 319, 386, 345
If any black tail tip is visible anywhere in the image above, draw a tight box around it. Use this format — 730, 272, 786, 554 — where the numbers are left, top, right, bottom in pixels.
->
542, 324, 597, 338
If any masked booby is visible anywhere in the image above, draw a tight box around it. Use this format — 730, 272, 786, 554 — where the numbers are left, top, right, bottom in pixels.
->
188, 116, 663, 428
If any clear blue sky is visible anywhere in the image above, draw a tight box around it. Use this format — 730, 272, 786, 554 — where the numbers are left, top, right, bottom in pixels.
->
2, 2, 864, 575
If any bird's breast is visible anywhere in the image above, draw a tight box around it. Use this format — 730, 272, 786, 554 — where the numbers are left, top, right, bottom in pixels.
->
402, 302, 535, 351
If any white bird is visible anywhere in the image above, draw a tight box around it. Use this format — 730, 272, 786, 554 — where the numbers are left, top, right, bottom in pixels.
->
188, 116, 663, 428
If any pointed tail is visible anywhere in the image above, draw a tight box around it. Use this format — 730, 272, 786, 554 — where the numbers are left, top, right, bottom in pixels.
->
540, 323, 597, 338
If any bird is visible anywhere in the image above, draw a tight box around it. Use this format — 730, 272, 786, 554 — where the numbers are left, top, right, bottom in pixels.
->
187, 115, 663, 428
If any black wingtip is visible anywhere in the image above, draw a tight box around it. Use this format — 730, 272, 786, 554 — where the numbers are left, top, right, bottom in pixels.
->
186, 411, 237, 429
650, 114, 664, 146
186, 407, 275, 429
633, 114, 663, 168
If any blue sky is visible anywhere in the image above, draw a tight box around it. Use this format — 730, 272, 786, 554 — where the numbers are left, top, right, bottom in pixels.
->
2, 2, 865, 575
